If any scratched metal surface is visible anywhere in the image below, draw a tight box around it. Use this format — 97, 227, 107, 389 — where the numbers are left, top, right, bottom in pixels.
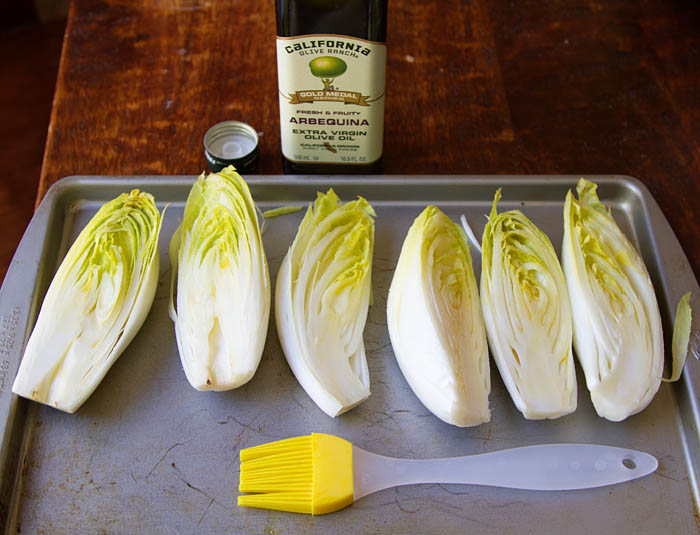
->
1, 176, 699, 535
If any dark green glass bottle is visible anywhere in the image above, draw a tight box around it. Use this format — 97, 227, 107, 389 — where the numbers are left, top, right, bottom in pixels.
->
275, 0, 388, 174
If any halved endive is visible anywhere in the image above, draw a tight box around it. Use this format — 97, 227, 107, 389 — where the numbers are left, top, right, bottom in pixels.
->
170, 167, 270, 391
481, 190, 577, 419
387, 206, 490, 427
276, 189, 374, 417
562, 178, 662, 421
12, 190, 163, 413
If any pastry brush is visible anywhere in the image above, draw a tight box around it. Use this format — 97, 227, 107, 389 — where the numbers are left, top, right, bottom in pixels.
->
237, 433, 657, 515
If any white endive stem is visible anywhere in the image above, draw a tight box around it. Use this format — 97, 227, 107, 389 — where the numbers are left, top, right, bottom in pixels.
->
481, 189, 576, 420
562, 178, 662, 421
12, 190, 163, 413
275, 190, 374, 418
169, 167, 270, 391
388, 206, 490, 427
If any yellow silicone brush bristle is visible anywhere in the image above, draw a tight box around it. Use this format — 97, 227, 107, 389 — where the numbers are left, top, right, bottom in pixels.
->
238, 435, 313, 514
237, 433, 354, 515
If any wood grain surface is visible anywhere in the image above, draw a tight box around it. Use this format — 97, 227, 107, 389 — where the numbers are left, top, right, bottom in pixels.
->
0, 19, 65, 281
39, 0, 700, 276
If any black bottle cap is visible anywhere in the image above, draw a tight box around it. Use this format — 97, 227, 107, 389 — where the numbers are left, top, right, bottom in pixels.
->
203, 121, 259, 174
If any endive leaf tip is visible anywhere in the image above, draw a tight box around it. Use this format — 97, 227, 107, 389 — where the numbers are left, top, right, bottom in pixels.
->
489, 189, 502, 221
216, 165, 239, 179
576, 178, 610, 213
356, 195, 376, 217
576, 177, 593, 195
664, 292, 692, 383
319, 188, 339, 203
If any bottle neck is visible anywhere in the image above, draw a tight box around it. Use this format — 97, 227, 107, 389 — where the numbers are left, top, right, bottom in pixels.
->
276, 0, 387, 42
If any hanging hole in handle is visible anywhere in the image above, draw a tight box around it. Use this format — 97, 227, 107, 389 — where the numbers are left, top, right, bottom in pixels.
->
622, 458, 637, 470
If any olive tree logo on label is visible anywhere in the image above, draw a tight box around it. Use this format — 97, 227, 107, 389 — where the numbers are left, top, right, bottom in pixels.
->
310, 57, 347, 91
282, 56, 380, 107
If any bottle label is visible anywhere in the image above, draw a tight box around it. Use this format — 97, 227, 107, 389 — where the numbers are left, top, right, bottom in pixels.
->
276, 34, 386, 165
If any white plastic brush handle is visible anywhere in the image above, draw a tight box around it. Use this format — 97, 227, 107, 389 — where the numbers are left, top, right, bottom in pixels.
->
352, 444, 657, 500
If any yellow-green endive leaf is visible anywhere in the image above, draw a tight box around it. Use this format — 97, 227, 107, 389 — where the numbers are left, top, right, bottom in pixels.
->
170, 167, 270, 391
388, 206, 490, 427
262, 205, 303, 218
13, 190, 163, 413
663, 292, 692, 383
562, 178, 663, 421
481, 189, 577, 420
275, 189, 375, 417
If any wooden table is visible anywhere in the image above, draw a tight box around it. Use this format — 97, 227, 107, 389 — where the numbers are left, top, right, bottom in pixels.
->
21, 3, 700, 533
40, 0, 700, 279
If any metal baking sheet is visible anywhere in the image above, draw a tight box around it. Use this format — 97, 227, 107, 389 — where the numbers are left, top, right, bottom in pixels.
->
0, 175, 698, 534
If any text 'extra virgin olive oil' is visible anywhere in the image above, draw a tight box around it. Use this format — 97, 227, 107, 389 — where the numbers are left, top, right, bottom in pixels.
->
275, 0, 388, 174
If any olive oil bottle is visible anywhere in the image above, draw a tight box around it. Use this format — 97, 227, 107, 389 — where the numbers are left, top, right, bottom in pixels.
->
275, 0, 388, 174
